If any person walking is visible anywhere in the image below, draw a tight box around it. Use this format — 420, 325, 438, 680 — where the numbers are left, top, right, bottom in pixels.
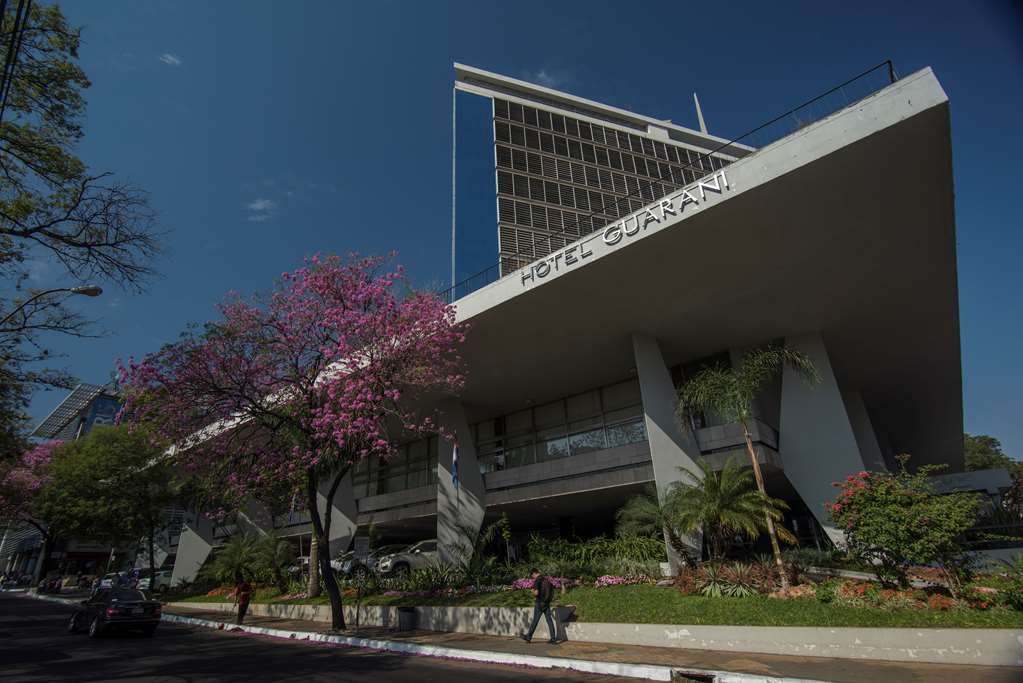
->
519, 568, 558, 644
233, 574, 253, 625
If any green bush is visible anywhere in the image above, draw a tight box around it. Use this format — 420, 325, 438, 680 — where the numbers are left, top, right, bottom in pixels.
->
815, 580, 837, 604
527, 533, 666, 568
829, 455, 980, 590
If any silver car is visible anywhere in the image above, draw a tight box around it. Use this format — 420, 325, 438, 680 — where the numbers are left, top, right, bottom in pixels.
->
376, 539, 439, 576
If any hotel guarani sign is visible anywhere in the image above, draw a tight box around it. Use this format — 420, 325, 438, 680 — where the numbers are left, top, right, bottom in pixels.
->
520, 169, 731, 287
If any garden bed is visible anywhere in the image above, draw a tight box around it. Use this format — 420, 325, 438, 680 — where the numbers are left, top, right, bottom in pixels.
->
172, 583, 1023, 628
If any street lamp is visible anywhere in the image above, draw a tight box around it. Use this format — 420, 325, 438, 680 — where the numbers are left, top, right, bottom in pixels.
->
0, 285, 104, 327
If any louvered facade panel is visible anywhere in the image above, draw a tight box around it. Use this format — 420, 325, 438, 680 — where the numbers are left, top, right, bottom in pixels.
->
492, 97, 735, 276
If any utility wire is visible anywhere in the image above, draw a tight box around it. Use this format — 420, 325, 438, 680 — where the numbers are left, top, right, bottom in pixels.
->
0, 0, 31, 126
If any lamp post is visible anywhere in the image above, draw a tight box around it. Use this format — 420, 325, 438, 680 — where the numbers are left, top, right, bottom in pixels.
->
0, 285, 103, 327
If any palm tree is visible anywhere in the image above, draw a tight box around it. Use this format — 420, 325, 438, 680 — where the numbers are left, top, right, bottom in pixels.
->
615, 485, 697, 568
676, 344, 818, 587
668, 458, 795, 561
258, 531, 295, 594
201, 533, 261, 584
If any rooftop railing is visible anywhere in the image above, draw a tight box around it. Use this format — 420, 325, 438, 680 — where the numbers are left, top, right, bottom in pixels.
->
440, 60, 899, 304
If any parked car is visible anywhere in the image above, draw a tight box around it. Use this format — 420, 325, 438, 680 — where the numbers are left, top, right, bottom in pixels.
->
137, 569, 172, 592
287, 556, 310, 577
376, 540, 439, 576
67, 588, 162, 638
333, 544, 408, 578
98, 573, 122, 589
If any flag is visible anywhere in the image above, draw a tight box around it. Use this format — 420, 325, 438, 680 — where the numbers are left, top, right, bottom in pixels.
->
451, 442, 460, 490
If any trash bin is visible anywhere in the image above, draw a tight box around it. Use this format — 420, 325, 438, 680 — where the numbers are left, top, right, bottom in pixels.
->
397, 607, 417, 631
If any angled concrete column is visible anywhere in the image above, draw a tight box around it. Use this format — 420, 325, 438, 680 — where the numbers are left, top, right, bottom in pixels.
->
316, 470, 358, 558
632, 333, 703, 568
842, 390, 887, 472
170, 511, 215, 585
237, 500, 275, 537
779, 333, 868, 545
436, 400, 486, 566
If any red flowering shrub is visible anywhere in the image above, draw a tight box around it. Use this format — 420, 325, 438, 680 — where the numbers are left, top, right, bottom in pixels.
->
828, 455, 980, 589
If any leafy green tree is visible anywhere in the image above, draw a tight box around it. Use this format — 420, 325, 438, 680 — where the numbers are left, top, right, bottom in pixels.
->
258, 531, 295, 594
1, 2, 161, 404
829, 455, 980, 591
668, 458, 795, 561
615, 485, 697, 567
37, 425, 177, 576
964, 433, 1022, 518
676, 344, 818, 586
965, 434, 1017, 472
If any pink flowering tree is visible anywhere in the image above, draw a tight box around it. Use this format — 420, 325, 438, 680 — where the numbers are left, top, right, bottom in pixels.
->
118, 254, 465, 629
829, 455, 980, 592
0, 440, 63, 582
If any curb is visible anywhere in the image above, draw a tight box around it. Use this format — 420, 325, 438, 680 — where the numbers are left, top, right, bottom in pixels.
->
161, 612, 828, 683
24, 593, 827, 682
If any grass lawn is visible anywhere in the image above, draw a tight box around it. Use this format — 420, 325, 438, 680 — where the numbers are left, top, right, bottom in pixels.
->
171, 584, 1023, 628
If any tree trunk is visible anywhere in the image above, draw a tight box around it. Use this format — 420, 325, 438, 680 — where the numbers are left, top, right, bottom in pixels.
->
148, 523, 157, 578
665, 527, 695, 569
32, 531, 51, 586
306, 468, 346, 630
308, 534, 320, 597
742, 423, 789, 589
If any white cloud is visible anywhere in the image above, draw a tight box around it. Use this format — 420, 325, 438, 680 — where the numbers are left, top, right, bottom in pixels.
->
247, 198, 276, 212
526, 68, 569, 89
159, 53, 182, 66
246, 213, 271, 223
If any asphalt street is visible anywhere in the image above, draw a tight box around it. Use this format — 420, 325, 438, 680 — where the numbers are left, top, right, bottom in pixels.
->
0, 593, 632, 683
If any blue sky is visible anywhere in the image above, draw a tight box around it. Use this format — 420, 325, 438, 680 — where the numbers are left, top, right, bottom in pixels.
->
28, 0, 1023, 457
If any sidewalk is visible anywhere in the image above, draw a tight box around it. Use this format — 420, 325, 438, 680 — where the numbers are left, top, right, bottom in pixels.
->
166, 604, 1023, 683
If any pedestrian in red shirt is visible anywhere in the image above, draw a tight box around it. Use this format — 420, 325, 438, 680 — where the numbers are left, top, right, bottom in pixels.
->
233, 573, 253, 625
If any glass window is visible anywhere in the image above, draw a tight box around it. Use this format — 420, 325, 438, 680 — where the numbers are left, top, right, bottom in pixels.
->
537, 435, 569, 462
537, 109, 551, 129
603, 379, 642, 411
607, 419, 646, 448
534, 400, 565, 429
476, 419, 496, 442
505, 436, 535, 468
506, 409, 532, 435
495, 121, 510, 143
523, 106, 538, 127
566, 390, 600, 421
569, 426, 606, 455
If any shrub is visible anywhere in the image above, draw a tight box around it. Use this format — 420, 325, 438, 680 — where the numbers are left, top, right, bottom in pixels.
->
527, 533, 666, 568
829, 455, 980, 590
815, 580, 837, 604
696, 565, 728, 598
928, 594, 955, 611
720, 563, 760, 597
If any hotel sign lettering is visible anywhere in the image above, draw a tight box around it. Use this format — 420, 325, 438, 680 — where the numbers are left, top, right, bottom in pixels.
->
520, 170, 731, 286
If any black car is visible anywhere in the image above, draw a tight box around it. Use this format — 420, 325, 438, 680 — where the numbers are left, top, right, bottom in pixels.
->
68, 588, 162, 638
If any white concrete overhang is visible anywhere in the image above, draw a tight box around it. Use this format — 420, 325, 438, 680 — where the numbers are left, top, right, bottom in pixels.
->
452, 67, 962, 469
454, 62, 754, 159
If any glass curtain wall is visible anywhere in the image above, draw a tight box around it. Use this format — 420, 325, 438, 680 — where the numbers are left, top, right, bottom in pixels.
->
352, 436, 439, 498
475, 378, 648, 474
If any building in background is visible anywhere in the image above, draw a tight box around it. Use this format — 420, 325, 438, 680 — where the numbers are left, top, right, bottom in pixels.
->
0, 383, 184, 580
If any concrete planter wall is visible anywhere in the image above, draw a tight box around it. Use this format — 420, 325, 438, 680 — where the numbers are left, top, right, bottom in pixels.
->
169, 601, 574, 639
